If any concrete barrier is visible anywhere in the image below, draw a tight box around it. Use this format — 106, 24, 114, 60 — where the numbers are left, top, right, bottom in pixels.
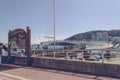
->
31, 57, 120, 78
10, 56, 120, 78
11, 56, 27, 65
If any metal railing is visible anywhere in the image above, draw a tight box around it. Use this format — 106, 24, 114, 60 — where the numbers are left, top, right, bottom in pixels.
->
9, 48, 120, 64
31, 49, 120, 64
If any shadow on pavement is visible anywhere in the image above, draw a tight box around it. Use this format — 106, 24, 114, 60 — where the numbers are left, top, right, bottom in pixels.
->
0, 64, 23, 72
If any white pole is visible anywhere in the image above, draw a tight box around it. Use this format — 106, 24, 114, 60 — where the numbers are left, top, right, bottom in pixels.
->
53, 0, 56, 58
102, 50, 104, 63
42, 50, 44, 57
82, 50, 85, 61
66, 50, 68, 60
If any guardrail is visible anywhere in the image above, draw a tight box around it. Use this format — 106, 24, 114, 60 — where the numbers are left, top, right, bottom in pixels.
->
31, 49, 120, 64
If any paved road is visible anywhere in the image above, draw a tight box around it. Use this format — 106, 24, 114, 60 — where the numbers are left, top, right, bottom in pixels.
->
0, 64, 119, 80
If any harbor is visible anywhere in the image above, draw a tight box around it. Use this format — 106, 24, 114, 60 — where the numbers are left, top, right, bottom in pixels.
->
0, 0, 120, 79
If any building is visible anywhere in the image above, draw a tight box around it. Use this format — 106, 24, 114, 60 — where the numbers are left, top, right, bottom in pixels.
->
92, 32, 108, 42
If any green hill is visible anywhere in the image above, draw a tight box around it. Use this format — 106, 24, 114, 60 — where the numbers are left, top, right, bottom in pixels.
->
65, 30, 120, 41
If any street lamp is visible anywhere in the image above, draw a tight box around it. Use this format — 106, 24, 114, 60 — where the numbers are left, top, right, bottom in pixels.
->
53, 0, 56, 58
45, 0, 56, 58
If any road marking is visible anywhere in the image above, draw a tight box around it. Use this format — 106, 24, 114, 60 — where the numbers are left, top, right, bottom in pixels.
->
0, 72, 30, 80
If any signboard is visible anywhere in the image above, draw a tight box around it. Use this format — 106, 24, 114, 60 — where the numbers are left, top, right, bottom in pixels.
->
9, 29, 26, 54
8, 27, 31, 65
10, 29, 26, 47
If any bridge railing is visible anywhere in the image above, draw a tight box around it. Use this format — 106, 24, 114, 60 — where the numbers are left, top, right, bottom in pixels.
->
31, 49, 120, 64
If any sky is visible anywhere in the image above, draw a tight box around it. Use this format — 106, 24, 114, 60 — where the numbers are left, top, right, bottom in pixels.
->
1, 0, 120, 44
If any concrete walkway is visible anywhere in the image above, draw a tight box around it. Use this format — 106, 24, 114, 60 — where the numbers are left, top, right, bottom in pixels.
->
0, 64, 119, 80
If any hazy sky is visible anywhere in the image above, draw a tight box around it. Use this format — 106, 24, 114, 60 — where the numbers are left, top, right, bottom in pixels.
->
1, 0, 120, 44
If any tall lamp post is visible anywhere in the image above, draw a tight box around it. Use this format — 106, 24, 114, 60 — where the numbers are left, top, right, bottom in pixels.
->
53, 0, 56, 58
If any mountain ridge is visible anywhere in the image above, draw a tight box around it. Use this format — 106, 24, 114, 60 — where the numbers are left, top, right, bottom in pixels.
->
65, 30, 120, 41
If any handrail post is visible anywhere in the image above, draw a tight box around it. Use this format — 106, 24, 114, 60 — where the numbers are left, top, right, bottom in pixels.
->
66, 50, 68, 60
42, 50, 44, 57
53, 51, 55, 58
102, 50, 104, 63
82, 50, 85, 61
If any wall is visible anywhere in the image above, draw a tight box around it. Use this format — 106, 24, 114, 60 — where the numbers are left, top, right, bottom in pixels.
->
10, 56, 120, 78
11, 56, 27, 65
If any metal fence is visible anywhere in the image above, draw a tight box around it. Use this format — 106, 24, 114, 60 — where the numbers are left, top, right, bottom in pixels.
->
31, 49, 120, 64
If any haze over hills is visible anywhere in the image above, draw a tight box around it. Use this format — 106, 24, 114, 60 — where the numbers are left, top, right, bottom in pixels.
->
65, 30, 120, 43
